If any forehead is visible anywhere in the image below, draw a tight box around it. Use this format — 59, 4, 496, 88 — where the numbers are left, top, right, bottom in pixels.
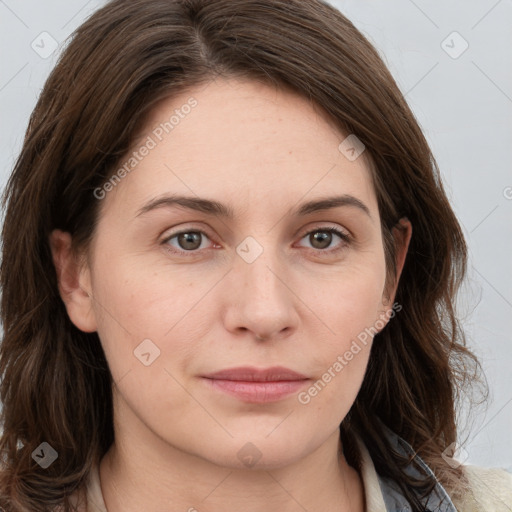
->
101, 77, 378, 220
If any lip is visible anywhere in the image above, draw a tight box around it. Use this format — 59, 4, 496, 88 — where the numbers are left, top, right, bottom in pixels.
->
203, 366, 309, 381
201, 366, 310, 403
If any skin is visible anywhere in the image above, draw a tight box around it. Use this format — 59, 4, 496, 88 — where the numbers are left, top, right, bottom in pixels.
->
50, 77, 412, 512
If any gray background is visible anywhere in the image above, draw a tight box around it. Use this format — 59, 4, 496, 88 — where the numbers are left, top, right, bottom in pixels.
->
0, 0, 510, 470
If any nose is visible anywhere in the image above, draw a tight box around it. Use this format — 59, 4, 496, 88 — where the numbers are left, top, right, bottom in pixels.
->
222, 244, 299, 342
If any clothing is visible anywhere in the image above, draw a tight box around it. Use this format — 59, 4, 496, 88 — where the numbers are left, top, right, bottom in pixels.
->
80, 429, 512, 511
358, 425, 512, 511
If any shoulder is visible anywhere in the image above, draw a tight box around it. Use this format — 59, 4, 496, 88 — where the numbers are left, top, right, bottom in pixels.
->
452, 464, 512, 512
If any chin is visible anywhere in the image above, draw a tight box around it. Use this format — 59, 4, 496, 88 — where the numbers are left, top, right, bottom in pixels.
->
193, 431, 318, 471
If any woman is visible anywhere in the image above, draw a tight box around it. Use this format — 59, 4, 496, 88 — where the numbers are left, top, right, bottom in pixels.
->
0, 0, 511, 511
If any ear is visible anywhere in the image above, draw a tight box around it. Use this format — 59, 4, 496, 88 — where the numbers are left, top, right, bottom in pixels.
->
383, 217, 412, 307
49, 229, 97, 333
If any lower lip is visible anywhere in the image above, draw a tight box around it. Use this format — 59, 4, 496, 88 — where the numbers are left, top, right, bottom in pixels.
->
202, 378, 309, 403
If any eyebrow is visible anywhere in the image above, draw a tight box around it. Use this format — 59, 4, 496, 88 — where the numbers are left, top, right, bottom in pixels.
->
135, 194, 372, 219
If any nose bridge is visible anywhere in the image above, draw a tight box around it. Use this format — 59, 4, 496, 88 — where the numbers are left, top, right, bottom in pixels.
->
235, 233, 285, 301
225, 233, 297, 338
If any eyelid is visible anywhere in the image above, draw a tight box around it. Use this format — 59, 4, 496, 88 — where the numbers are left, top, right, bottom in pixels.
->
296, 225, 351, 253
161, 223, 352, 256
160, 225, 217, 251
297, 223, 351, 240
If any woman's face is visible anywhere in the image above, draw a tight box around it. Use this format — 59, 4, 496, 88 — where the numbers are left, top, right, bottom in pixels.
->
54, 77, 410, 469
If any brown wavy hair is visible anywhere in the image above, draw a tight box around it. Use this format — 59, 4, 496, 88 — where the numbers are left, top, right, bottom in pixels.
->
0, 0, 486, 510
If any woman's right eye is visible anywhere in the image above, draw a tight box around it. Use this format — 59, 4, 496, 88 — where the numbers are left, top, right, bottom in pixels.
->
162, 230, 215, 256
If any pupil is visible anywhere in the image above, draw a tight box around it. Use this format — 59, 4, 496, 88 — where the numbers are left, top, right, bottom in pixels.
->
180, 232, 200, 250
313, 231, 331, 248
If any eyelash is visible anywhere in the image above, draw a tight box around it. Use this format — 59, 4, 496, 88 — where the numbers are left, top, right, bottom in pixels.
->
161, 226, 351, 257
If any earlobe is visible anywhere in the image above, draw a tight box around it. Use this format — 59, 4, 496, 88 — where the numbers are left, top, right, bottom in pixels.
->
49, 229, 97, 333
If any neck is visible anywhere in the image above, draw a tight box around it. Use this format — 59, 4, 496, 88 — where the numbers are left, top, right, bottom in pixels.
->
98, 396, 365, 512
100, 439, 364, 512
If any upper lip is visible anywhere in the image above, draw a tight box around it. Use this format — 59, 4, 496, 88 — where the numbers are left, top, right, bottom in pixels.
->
202, 366, 309, 382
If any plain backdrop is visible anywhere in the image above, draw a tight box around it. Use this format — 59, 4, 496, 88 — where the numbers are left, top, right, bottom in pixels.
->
0, 0, 511, 471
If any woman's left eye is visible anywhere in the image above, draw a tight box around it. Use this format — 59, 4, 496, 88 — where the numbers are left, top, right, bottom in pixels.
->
161, 226, 350, 256
297, 227, 351, 254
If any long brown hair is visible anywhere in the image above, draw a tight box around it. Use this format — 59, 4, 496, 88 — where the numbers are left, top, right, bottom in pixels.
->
0, 0, 486, 510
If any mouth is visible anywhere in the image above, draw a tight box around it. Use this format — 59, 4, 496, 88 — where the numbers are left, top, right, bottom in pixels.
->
201, 366, 311, 403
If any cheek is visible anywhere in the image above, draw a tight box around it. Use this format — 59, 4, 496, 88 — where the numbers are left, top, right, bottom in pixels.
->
316, 250, 388, 341
89, 253, 216, 381
298, 252, 388, 406
333, 273, 387, 340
